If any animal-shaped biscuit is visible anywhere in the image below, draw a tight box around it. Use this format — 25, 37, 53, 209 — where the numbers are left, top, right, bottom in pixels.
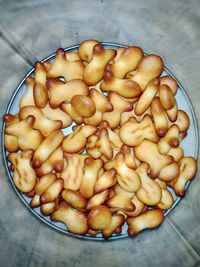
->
159, 84, 178, 122
42, 103, 72, 128
168, 157, 197, 196
83, 89, 113, 125
106, 184, 135, 212
62, 189, 87, 209
154, 179, 174, 210
157, 125, 180, 154
7, 149, 36, 192
71, 95, 96, 117
120, 105, 152, 125
47, 78, 89, 108
119, 114, 159, 146
94, 169, 117, 193
61, 102, 83, 124
86, 190, 110, 210
151, 97, 168, 136
120, 145, 137, 170
34, 173, 57, 196
102, 214, 125, 239
40, 178, 64, 204
51, 201, 88, 234
33, 62, 48, 108
136, 163, 162, 206
88, 205, 112, 230
32, 130, 64, 168
99, 120, 123, 152
102, 92, 133, 129
78, 39, 100, 62
127, 209, 164, 236
130, 54, 164, 90
86, 128, 113, 160
5, 115, 43, 150
105, 152, 141, 192
62, 125, 97, 153
4, 114, 20, 152
47, 48, 85, 81
40, 202, 57, 216
61, 153, 89, 190
83, 44, 116, 85
134, 78, 160, 116
20, 77, 35, 108
169, 110, 190, 133
61, 95, 96, 124
160, 75, 178, 94
134, 139, 173, 178
65, 51, 81, 61
125, 194, 146, 217
158, 162, 180, 182
19, 106, 62, 137
105, 46, 143, 78
4, 134, 19, 152
100, 70, 142, 98
35, 146, 64, 177
80, 157, 103, 198
167, 146, 184, 162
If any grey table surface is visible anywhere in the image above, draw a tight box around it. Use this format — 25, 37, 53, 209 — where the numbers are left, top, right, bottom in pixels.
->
0, 0, 200, 266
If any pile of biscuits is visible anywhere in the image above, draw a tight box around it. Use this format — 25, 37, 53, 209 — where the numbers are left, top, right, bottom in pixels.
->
4, 40, 197, 239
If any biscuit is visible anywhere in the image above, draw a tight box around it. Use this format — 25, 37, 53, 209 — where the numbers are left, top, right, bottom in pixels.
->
105, 46, 143, 78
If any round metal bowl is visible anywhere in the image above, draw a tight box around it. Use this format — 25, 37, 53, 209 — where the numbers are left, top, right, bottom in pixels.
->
2, 42, 199, 240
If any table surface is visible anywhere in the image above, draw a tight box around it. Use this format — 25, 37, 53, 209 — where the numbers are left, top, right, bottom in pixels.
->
0, 0, 200, 266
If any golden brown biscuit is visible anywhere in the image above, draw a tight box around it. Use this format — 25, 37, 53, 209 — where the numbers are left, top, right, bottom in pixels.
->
88, 205, 112, 230
47, 78, 89, 108
127, 209, 164, 236
61, 153, 89, 190
62, 189, 87, 209
130, 54, 164, 90
5, 116, 43, 150
86, 190, 110, 210
136, 163, 162, 206
134, 139, 173, 178
159, 84, 178, 122
7, 150, 36, 193
83, 44, 116, 85
80, 157, 103, 199
120, 114, 159, 146
33, 62, 48, 108
105, 152, 141, 192
32, 130, 64, 168
102, 214, 125, 239
151, 97, 168, 136
51, 201, 88, 234
35, 146, 64, 177
100, 70, 142, 98
83, 89, 113, 125
19, 106, 63, 137
78, 39, 100, 62
160, 75, 178, 94
94, 169, 117, 193
62, 125, 97, 153
168, 157, 197, 196
102, 92, 133, 129
20, 76, 35, 108
105, 46, 143, 78
135, 78, 160, 116
47, 48, 85, 81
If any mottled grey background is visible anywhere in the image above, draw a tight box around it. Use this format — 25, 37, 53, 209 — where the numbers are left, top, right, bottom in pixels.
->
0, 0, 200, 266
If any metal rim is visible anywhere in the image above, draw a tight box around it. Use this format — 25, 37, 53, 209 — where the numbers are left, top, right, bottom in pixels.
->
2, 42, 199, 241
